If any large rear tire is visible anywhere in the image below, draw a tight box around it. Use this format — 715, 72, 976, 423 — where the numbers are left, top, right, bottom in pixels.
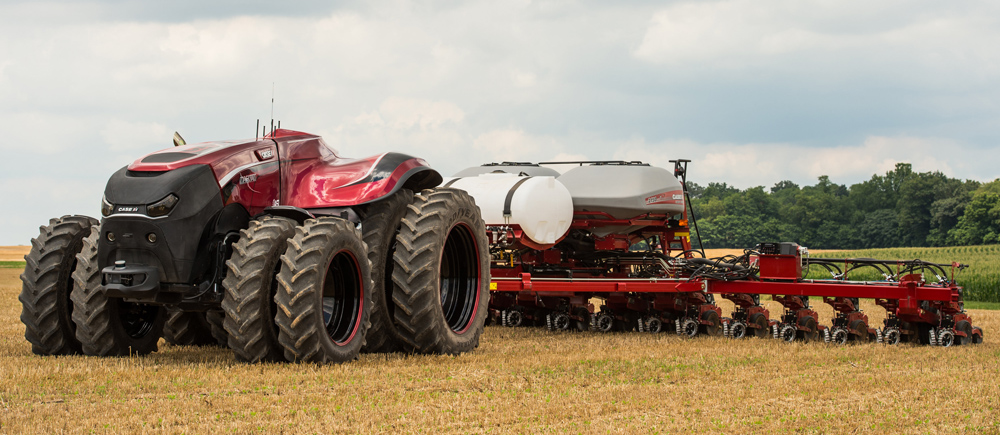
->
72, 228, 165, 356
222, 216, 297, 362
391, 188, 490, 354
19, 215, 98, 355
275, 218, 372, 363
359, 188, 413, 353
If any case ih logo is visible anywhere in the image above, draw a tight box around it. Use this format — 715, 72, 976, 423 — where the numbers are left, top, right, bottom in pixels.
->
256, 149, 275, 160
238, 174, 258, 185
116, 206, 139, 213
644, 190, 684, 205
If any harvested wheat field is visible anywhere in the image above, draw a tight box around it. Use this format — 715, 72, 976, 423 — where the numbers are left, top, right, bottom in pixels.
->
1, 267, 999, 433
0, 246, 29, 262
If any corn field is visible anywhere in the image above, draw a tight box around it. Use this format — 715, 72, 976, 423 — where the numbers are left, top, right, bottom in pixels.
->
804, 245, 1000, 302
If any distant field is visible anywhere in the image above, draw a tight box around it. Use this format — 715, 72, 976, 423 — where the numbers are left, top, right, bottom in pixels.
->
2, 268, 999, 433
809, 245, 1000, 303
0, 245, 28, 262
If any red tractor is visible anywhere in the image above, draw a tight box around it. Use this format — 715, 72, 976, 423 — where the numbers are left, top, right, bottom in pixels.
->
19, 129, 490, 363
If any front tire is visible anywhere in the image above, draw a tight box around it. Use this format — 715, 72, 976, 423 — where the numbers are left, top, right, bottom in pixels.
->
72, 228, 164, 356
222, 216, 297, 362
275, 218, 372, 363
391, 188, 490, 354
19, 215, 98, 355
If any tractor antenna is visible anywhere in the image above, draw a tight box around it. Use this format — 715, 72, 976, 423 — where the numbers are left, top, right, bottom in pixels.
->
270, 82, 275, 134
256, 119, 259, 140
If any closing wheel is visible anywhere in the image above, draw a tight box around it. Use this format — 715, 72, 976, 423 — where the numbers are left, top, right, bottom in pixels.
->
391, 188, 490, 354
505, 310, 523, 327
275, 218, 372, 363
359, 188, 414, 353
779, 324, 797, 342
681, 318, 699, 338
594, 312, 615, 332
646, 317, 663, 333
883, 327, 901, 345
222, 215, 297, 362
749, 313, 769, 339
972, 327, 983, 344
831, 327, 849, 345
728, 321, 747, 339
20, 215, 98, 355
72, 228, 165, 356
552, 313, 571, 331
937, 329, 955, 348
797, 316, 819, 343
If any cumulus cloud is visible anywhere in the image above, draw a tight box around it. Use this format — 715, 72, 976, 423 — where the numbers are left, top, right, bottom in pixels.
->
1, 1, 1000, 243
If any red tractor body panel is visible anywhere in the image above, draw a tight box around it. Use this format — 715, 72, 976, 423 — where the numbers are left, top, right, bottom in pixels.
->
125, 129, 439, 216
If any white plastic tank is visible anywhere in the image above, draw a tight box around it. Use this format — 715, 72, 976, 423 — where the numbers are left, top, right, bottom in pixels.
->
443, 173, 574, 245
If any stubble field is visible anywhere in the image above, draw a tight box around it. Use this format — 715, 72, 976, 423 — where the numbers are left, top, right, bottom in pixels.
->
2, 264, 1000, 434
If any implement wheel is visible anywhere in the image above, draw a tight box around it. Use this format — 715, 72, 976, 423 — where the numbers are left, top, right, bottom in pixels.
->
749, 313, 769, 339
222, 216, 297, 362
19, 215, 98, 355
955, 321, 973, 346
701, 310, 722, 337
391, 188, 490, 354
797, 316, 819, 343
360, 188, 414, 353
72, 229, 164, 356
573, 307, 590, 332
275, 218, 371, 363
728, 321, 747, 339
849, 319, 869, 342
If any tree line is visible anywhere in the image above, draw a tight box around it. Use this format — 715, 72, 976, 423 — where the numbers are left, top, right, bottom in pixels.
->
687, 163, 1000, 249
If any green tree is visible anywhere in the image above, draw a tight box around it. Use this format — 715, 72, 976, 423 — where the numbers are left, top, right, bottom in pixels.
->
948, 179, 1000, 245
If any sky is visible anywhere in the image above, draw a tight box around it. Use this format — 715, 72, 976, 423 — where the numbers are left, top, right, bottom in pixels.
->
2, 0, 999, 244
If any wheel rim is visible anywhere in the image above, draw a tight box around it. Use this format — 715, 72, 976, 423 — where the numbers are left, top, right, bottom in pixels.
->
117, 300, 158, 339
648, 318, 662, 333
554, 314, 570, 330
598, 314, 613, 332
683, 320, 698, 337
781, 325, 796, 342
731, 322, 746, 339
508, 311, 522, 327
885, 329, 901, 345
439, 223, 480, 334
322, 250, 363, 346
939, 331, 954, 347
833, 329, 848, 344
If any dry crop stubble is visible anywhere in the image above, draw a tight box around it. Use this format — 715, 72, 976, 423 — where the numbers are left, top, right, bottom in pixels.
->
2, 267, 999, 433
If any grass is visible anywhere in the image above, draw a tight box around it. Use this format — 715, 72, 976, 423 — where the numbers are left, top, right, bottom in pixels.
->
3, 269, 1000, 433
0, 261, 25, 269
967, 301, 1000, 310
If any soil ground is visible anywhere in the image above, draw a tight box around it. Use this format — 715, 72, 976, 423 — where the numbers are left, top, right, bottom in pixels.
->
2, 266, 999, 433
